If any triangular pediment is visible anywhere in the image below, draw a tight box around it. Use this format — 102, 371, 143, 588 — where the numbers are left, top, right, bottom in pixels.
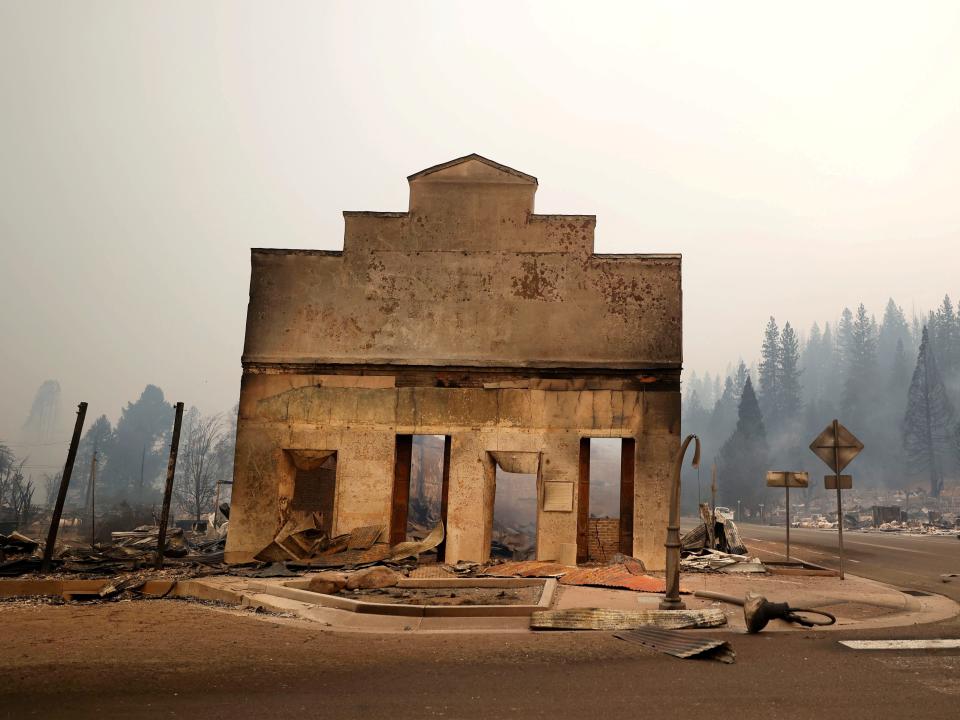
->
407, 154, 537, 185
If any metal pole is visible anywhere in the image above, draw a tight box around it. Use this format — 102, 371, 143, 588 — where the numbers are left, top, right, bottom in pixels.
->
785, 484, 790, 562
155, 402, 184, 569
41, 402, 88, 572
89, 451, 97, 547
833, 419, 845, 580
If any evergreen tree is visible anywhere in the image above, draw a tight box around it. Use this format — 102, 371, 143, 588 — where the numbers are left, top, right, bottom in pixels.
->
903, 327, 955, 497
718, 377, 769, 512
933, 295, 960, 382
709, 376, 738, 447
820, 321, 842, 415
802, 322, 824, 404
758, 317, 781, 425
779, 322, 802, 422
890, 339, 910, 393
837, 307, 855, 369
842, 304, 879, 424
100, 385, 173, 502
733, 361, 749, 403
73, 415, 113, 506
878, 299, 911, 372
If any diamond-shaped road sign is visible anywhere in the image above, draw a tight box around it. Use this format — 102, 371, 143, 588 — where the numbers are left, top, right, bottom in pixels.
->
809, 421, 864, 473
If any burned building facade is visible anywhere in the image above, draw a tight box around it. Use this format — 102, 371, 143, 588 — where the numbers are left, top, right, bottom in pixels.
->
225, 155, 682, 569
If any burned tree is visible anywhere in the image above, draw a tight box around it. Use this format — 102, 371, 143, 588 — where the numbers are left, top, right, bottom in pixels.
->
174, 411, 223, 523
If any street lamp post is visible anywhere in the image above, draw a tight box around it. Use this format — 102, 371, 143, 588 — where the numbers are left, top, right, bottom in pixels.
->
759, 503, 764, 525
660, 434, 700, 611
737, 499, 742, 522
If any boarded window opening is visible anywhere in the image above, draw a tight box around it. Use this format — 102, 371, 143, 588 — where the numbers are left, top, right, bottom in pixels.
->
285, 451, 337, 537
577, 438, 635, 562
491, 463, 538, 561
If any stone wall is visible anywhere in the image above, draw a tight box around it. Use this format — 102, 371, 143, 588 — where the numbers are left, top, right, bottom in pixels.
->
227, 155, 683, 571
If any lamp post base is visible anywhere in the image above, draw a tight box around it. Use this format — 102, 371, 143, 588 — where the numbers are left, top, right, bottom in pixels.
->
659, 598, 687, 611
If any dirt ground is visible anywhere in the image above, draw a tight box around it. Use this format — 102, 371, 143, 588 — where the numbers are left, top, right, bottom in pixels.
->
1, 598, 958, 720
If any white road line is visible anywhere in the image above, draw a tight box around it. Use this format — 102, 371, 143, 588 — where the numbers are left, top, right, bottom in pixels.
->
840, 640, 960, 650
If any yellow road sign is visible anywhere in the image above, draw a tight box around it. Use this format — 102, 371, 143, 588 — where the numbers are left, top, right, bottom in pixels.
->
809, 421, 863, 473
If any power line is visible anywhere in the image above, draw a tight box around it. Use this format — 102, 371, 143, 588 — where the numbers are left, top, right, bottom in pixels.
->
1, 440, 71, 447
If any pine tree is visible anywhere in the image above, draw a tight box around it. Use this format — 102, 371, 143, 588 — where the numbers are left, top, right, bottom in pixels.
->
820, 321, 842, 414
878, 299, 911, 372
718, 377, 769, 512
779, 322, 802, 423
934, 295, 960, 381
758, 317, 781, 426
683, 389, 709, 433
709, 377, 738, 449
733, 361, 749, 403
842, 304, 879, 423
802, 323, 824, 404
890, 339, 909, 393
837, 308, 855, 369
903, 327, 955, 497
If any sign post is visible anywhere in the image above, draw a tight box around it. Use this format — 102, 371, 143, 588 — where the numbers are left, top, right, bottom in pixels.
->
766, 471, 809, 561
809, 420, 864, 580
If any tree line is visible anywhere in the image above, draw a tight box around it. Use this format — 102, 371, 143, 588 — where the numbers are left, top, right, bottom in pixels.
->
1, 384, 237, 529
682, 296, 960, 513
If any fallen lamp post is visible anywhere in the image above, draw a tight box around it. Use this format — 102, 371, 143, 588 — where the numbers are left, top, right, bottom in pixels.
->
694, 590, 836, 633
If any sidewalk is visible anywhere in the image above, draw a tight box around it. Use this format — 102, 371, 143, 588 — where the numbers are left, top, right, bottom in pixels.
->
186, 568, 959, 634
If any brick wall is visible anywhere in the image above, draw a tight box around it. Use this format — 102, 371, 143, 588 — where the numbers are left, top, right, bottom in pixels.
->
588, 517, 620, 561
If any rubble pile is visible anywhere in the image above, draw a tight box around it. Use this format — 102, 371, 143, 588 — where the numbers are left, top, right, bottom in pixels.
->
254, 515, 445, 569
679, 506, 766, 574
0, 525, 227, 578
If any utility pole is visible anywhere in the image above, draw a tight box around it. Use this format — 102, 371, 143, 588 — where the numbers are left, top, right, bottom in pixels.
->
710, 463, 717, 515
213, 474, 222, 528
88, 451, 98, 547
41, 402, 88, 572
155, 402, 184, 569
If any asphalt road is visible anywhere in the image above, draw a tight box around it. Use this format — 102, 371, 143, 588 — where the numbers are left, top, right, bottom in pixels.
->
2, 600, 959, 720
735, 521, 960, 601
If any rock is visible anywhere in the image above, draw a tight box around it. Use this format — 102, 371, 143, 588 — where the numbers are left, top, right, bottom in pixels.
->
345, 566, 400, 590
307, 572, 348, 595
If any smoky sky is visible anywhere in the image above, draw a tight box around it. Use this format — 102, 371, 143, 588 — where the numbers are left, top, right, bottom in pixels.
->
2, 1, 959, 439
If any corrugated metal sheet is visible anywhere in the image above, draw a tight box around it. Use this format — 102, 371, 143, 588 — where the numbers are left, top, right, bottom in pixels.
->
346, 525, 384, 550
293, 544, 392, 567
614, 627, 736, 663
559, 565, 686, 594
531, 607, 727, 630
407, 564, 455, 579
482, 561, 571, 578
485, 561, 684, 593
